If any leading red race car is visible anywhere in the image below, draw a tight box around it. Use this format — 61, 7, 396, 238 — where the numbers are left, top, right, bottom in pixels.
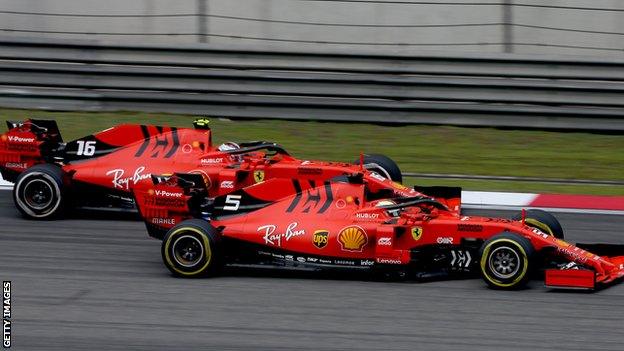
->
134, 167, 624, 291
0, 118, 404, 218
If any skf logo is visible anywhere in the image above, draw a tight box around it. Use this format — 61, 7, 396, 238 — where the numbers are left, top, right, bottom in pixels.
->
254, 170, 265, 183
377, 237, 392, 246
312, 230, 329, 249
436, 237, 454, 244
337, 226, 368, 252
220, 180, 234, 189
411, 227, 423, 241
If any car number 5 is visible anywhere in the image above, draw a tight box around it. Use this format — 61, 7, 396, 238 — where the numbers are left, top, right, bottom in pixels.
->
223, 195, 242, 211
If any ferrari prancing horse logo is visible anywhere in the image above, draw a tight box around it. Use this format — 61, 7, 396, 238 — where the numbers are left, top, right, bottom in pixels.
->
411, 227, 423, 241
254, 170, 265, 183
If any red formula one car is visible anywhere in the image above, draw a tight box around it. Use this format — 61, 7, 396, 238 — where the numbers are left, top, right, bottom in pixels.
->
135, 168, 624, 291
0, 118, 403, 219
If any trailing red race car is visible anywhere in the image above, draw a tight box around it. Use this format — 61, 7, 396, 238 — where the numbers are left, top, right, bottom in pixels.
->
0, 118, 404, 218
135, 169, 624, 291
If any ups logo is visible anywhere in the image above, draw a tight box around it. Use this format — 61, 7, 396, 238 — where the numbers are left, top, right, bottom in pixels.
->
313, 230, 329, 249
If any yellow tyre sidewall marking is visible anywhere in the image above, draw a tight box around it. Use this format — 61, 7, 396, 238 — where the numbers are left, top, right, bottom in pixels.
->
525, 218, 554, 236
164, 227, 212, 276
480, 238, 529, 288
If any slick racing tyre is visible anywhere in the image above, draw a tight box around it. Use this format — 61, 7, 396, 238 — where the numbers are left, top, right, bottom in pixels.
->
13, 164, 66, 219
479, 232, 535, 290
513, 209, 564, 239
354, 154, 403, 183
162, 219, 223, 277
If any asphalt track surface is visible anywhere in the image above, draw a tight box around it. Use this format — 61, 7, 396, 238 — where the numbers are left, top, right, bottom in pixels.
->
1, 192, 623, 351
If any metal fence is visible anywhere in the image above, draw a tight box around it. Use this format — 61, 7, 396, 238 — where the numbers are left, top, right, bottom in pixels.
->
1, 37, 624, 131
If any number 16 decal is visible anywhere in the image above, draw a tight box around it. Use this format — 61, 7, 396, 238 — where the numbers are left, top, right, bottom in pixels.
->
76, 140, 96, 156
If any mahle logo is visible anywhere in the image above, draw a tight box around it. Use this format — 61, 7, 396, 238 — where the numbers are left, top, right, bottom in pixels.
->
312, 230, 329, 249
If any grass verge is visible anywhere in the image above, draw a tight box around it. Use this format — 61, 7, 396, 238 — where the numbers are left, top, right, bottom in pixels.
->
1, 108, 623, 195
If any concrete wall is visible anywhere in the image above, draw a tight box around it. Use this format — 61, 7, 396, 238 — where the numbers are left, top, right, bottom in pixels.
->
1, 0, 624, 57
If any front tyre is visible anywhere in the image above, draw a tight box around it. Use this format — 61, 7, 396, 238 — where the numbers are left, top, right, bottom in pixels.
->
513, 209, 564, 239
13, 164, 66, 219
354, 154, 403, 183
479, 232, 535, 290
161, 219, 223, 277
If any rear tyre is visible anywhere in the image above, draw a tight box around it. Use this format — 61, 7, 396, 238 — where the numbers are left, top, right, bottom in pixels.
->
513, 209, 564, 239
354, 154, 402, 183
13, 164, 66, 219
479, 232, 535, 290
161, 219, 223, 277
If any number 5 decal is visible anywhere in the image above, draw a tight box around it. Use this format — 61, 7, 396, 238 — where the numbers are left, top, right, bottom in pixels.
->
76, 140, 96, 156
223, 194, 242, 211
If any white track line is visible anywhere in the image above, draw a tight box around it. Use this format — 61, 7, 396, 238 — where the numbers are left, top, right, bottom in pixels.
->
0, 176, 621, 215
462, 204, 624, 215
0, 173, 12, 189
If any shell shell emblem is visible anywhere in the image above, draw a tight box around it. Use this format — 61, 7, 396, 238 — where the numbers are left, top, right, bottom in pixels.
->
337, 226, 368, 252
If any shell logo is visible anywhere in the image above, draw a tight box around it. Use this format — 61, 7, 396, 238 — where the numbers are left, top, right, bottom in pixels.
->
337, 226, 368, 252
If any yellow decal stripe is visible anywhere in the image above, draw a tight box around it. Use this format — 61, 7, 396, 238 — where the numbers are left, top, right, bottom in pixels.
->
525, 218, 554, 236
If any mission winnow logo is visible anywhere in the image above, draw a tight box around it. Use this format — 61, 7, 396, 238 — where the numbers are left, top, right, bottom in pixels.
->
3, 281, 10, 348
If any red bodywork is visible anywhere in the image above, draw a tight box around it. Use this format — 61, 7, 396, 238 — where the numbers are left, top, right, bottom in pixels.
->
0, 119, 456, 213
135, 173, 624, 290
1, 119, 217, 195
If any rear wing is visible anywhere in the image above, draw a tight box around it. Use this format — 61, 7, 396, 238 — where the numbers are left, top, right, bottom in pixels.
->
1, 119, 63, 181
6, 119, 63, 143
133, 173, 209, 240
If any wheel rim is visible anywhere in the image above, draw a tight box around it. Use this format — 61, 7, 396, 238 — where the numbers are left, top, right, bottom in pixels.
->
15, 171, 63, 218
172, 234, 204, 267
488, 246, 521, 279
22, 179, 54, 210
